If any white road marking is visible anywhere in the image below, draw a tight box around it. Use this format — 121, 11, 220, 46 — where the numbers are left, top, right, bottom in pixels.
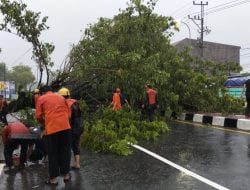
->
242, 145, 248, 149
31, 185, 40, 189
0, 163, 4, 175
131, 144, 230, 190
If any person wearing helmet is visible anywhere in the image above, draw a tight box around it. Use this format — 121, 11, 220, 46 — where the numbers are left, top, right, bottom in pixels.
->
111, 88, 122, 111
58, 87, 83, 170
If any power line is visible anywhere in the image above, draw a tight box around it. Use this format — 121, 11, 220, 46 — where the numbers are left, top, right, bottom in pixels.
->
206, 0, 241, 11
240, 52, 250, 56
242, 62, 250, 64
176, 0, 215, 20
241, 48, 250, 52
242, 43, 250, 46
188, 0, 250, 16
178, 6, 200, 20
10, 46, 33, 65
170, 1, 192, 17
206, 0, 250, 15
189, 0, 242, 16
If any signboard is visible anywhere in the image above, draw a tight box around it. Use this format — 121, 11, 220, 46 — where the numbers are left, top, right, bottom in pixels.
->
0, 82, 5, 90
0, 81, 15, 99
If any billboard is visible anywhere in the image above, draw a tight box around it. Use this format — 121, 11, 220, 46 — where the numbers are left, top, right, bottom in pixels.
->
0, 81, 15, 99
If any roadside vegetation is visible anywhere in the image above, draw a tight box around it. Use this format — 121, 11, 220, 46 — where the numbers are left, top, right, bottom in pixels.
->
81, 107, 169, 156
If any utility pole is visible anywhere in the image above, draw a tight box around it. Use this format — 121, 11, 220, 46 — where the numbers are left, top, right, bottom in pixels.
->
3, 63, 6, 99
188, 1, 209, 57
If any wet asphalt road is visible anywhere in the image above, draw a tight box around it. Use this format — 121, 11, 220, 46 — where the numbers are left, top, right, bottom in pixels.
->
1, 121, 250, 190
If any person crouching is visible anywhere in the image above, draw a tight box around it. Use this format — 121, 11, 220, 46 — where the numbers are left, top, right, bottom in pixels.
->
1, 121, 30, 171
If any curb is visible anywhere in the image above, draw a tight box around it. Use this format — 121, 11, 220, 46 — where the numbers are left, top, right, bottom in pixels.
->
178, 113, 250, 131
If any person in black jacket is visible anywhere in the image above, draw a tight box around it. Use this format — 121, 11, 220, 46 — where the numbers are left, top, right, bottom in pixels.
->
58, 87, 83, 169
244, 79, 250, 118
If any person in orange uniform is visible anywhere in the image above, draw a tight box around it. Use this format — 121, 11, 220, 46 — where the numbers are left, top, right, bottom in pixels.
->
58, 87, 83, 170
142, 84, 158, 122
35, 85, 71, 186
111, 88, 122, 111
2, 121, 30, 171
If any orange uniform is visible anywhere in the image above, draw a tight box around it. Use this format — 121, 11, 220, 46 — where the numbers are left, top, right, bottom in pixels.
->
66, 99, 76, 109
35, 91, 71, 135
147, 89, 157, 105
65, 98, 77, 117
1, 122, 30, 145
112, 92, 122, 111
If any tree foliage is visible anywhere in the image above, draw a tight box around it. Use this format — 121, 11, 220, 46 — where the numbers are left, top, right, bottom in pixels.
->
82, 107, 169, 156
53, 0, 242, 115
0, 62, 35, 90
7, 64, 35, 91
0, 0, 54, 86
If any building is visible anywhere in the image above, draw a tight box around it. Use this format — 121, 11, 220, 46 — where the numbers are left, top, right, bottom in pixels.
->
174, 38, 242, 98
173, 38, 240, 67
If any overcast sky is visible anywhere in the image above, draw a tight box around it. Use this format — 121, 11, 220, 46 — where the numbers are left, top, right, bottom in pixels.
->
1, 0, 250, 79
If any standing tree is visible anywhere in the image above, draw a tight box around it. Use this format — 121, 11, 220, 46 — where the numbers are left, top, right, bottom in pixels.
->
7, 64, 35, 91
0, 0, 54, 87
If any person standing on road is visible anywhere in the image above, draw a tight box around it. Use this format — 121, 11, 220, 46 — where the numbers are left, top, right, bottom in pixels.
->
35, 85, 71, 185
58, 87, 83, 170
244, 79, 250, 118
142, 84, 158, 122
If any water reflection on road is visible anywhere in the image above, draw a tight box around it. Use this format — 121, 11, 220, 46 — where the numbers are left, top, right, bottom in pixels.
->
141, 122, 250, 190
